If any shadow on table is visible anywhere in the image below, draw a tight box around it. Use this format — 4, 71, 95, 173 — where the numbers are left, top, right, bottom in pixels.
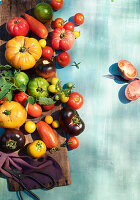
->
109, 63, 125, 84
118, 84, 130, 104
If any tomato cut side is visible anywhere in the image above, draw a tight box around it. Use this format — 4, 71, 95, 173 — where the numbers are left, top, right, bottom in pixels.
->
125, 80, 140, 101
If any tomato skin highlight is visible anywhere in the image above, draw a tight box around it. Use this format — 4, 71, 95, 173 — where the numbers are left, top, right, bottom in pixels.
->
67, 136, 79, 149
74, 13, 84, 25
37, 121, 59, 148
64, 22, 74, 32
56, 52, 71, 67
125, 80, 140, 101
118, 60, 138, 80
27, 103, 42, 118
24, 13, 48, 39
67, 92, 84, 110
51, 0, 63, 10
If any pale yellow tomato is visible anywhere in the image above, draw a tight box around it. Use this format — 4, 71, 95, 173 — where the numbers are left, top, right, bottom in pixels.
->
73, 30, 80, 38
25, 121, 36, 133
39, 39, 47, 48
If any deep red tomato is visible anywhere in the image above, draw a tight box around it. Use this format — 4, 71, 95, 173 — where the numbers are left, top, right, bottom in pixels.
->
53, 18, 65, 28
50, 0, 63, 10
56, 52, 71, 67
52, 28, 75, 51
67, 92, 84, 110
27, 103, 42, 117
118, 60, 138, 80
42, 46, 53, 60
43, 104, 55, 111
125, 80, 140, 101
14, 92, 28, 105
74, 13, 84, 25
6, 17, 29, 37
67, 136, 79, 149
64, 22, 74, 32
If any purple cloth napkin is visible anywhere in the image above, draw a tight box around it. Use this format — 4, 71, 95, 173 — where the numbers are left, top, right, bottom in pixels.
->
0, 151, 63, 189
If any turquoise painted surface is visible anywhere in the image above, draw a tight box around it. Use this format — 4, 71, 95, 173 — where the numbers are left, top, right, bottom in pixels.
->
1, 0, 140, 199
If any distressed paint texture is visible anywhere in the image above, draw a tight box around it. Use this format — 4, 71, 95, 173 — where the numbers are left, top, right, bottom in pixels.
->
1, 0, 140, 200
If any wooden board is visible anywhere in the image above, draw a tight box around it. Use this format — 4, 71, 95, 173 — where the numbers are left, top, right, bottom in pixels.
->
0, 0, 71, 191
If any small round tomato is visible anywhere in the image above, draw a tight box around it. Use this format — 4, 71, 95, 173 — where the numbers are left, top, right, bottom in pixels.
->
50, 0, 63, 10
51, 77, 59, 85
27, 140, 47, 158
55, 94, 60, 101
60, 94, 69, 103
54, 18, 65, 28
125, 80, 140, 101
43, 104, 55, 111
52, 120, 60, 128
14, 72, 29, 88
67, 92, 84, 109
56, 52, 71, 67
45, 115, 53, 124
42, 46, 53, 60
66, 82, 73, 88
118, 60, 138, 80
48, 85, 58, 94
25, 121, 36, 134
73, 30, 80, 38
64, 22, 74, 32
27, 103, 42, 118
14, 92, 28, 105
74, 13, 84, 25
39, 39, 47, 48
67, 136, 79, 149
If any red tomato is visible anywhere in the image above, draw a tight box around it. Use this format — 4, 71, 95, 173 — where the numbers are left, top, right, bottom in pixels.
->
74, 13, 84, 25
125, 80, 140, 101
118, 60, 138, 80
14, 92, 28, 105
42, 46, 53, 60
43, 104, 55, 111
0, 97, 8, 104
52, 28, 75, 51
6, 17, 29, 37
67, 92, 84, 109
50, 0, 63, 10
56, 52, 71, 67
64, 22, 74, 32
53, 18, 65, 28
27, 103, 42, 117
37, 121, 59, 148
67, 136, 79, 149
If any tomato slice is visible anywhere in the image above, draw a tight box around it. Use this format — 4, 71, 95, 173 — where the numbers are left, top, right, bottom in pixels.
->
118, 60, 138, 80
125, 80, 140, 101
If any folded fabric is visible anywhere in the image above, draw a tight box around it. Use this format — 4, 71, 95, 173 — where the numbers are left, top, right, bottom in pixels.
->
0, 151, 63, 189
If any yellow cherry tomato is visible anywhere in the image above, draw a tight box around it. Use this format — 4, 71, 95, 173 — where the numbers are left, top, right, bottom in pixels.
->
73, 30, 80, 38
39, 39, 47, 48
51, 77, 59, 85
25, 121, 36, 133
27, 140, 47, 158
52, 120, 60, 128
60, 94, 69, 103
45, 115, 53, 124
48, 85, 58, 94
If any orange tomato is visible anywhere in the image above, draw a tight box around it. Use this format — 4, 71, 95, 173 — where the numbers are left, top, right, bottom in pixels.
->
5, 36, 42, 70
0, 101, 27, 128
27, 140, 46, 158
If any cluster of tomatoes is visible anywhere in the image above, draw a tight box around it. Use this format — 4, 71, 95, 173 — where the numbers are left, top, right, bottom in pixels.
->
0, 0, 85, 157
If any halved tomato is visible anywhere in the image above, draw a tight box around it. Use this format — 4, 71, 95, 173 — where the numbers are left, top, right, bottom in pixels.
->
125, 80, 140, 101
118, 60, 138, 80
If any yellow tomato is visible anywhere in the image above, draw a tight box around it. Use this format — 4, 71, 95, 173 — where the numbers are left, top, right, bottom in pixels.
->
25, 121, 36, 133
45, 115, 53, 124
60, 94, 69, 103
51, 77, 59, 85
27, 140, 47, 158
52, 120, 60, 128
73, 30, 80, 38
48, 85, 58, 94
39, 39, 47, 48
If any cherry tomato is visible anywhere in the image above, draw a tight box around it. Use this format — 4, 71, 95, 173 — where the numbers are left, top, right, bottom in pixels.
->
0, 97, 9, 104
67, 92, 84, 109
48, 85, 58, 94
50, 0, 63, 10
43, 104, 55, 111
42, 46, 53, 60
74, 13, 84, 25
73, 30, 80, 38
118, 60, 138, 80
51, 77, 59, 85
54, 18, 65, 28
52, 120, 60, 128
27, 103, 42, 118
67, 136, 79, 149
39, 39, 47, 48
60, 94, 69, 103
56, 52, 71, 67
67, 82, 73, 88
14, 92, 28, 105
64, 22, 74, 32
45, 115, 53, 124
125, 80, 140, 101
25, 121, 36, 134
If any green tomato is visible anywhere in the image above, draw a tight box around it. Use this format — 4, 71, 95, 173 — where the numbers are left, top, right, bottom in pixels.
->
55, 94, 60, 101
28, 77, 50, 98
67, 82, 73, 88
14, 72, 29, 87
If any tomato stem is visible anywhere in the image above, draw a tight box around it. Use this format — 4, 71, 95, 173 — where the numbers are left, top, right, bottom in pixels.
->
19, 47, 26, 53
6, 140, 17, 150
14, 20, 19, 24
60, 32, 66, 39
3, 110, 11, 115
72, 115, 80, 124
36, 141, 43, 151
